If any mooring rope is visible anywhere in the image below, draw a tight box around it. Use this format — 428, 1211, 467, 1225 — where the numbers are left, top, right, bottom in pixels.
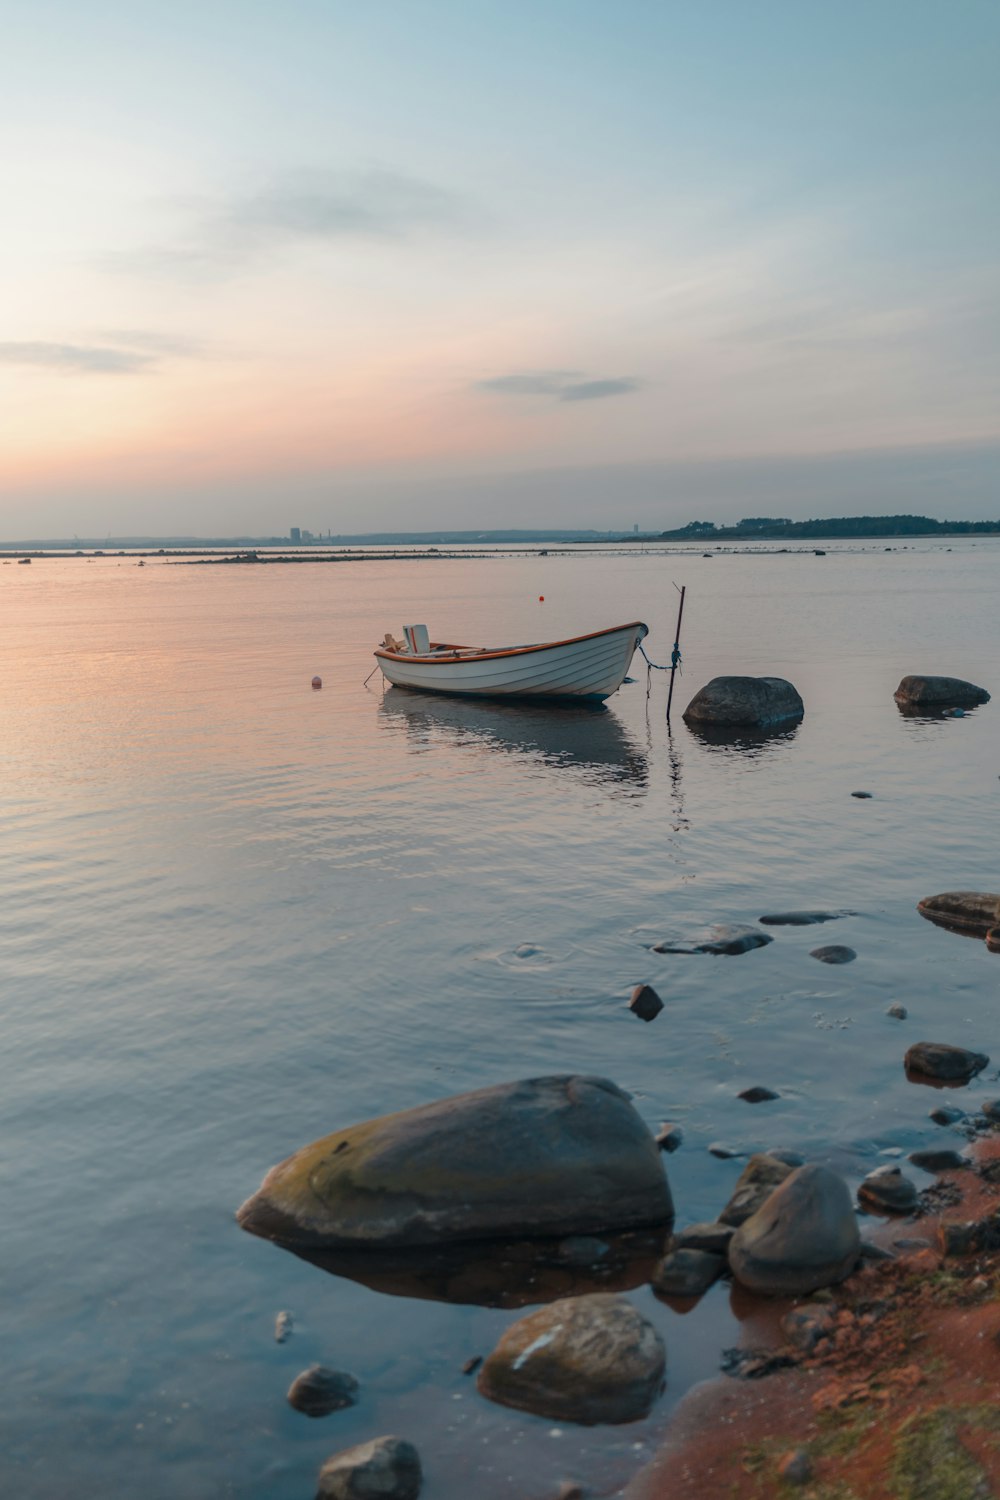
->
638, 642, 681, 673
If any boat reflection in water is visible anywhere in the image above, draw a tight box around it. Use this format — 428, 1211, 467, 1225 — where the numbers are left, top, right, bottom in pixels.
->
378, 687, 648, 793
290, 1225, 669, 1309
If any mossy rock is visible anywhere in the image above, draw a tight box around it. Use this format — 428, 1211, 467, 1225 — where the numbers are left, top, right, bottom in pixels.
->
237, 1075, 673, 1249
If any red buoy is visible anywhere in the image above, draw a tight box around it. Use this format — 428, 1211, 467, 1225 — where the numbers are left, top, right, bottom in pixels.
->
538, 595, 544, 602
311, 676, 322, 689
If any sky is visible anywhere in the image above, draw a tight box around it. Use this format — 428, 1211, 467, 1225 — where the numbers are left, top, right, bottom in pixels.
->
2, 0, 998, 537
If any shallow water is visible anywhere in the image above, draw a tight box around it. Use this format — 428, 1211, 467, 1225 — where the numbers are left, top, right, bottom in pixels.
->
2, 542, 998, 1498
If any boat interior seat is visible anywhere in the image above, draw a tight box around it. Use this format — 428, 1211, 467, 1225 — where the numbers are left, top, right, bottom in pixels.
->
403, 624, 430, 655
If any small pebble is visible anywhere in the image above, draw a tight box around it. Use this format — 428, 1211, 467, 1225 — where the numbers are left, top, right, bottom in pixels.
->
287, 1366, 359, 1418
461, 1356, 482, 1376
738, 1085, 780, 1104
628, 984, 664, 1023
887, 1003, 908, 1020
777, 1449, 814, 1485
656, 1123, 684, 1153
708, 1142, 739, 1159
274, 1311, 293, 1343
909, 1148, 968, 1172
851, 791, 873, 799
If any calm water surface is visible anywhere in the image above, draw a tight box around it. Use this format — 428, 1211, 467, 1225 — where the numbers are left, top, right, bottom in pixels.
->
2, 545, 998, 1498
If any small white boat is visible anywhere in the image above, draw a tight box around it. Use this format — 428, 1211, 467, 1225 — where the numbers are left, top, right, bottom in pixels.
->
373, 621, 648, 701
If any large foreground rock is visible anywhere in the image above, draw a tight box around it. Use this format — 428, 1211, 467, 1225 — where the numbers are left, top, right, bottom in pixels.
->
237, 1075, 672, 1249
316, 1436, 421, 1500
918, 892, 1000, 937
683, 676, 804, 728
728, 1165, 860, 1296
894, 675, 990, 709
477, 1293, 665, 1424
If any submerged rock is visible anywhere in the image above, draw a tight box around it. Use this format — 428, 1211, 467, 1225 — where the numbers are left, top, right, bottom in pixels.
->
287, 1366, 359, 1417
237, 1075, 672, 1249
728, 1165, 860, 1296
929, 1104, 965, 1127
683, 676, 804, 728
918, 892, 1000, 937
738, 1085, 779, 1104
857, 1165, 919, 1214
651, 1247, 725, 1298
759, 911, 846, 926
316, 1436, 421, 1500
810, 944, 857, 964
887, 1003, 908, 1020
477, 1293, 665, 1425
894, 675, 990, 709
653, 923, 773, 956
904, 1042, 989, 1085
719, 1153, 795, 1227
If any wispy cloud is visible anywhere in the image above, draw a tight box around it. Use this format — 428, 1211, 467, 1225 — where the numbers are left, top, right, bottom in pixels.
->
107, 168, 474, 279
476, 370, 642, 402
0, 341, 157, 375
94, 329, 205, 358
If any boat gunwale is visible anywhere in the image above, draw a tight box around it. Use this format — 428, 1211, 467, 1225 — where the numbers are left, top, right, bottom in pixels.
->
373, 620, 648, 667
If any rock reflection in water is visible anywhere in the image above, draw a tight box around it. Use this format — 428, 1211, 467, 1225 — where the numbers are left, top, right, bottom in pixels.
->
379, 688, 648, 791
290, 1226, 668, 1308
683, 720, 801, 757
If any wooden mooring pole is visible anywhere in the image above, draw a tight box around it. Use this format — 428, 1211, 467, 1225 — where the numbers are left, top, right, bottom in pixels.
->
665, 584, 686, 721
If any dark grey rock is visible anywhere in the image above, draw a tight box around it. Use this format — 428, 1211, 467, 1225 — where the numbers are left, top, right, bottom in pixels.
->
929, 1105, 965, 1127
477, 1293, 665, 1425
719, 1153, 795, 1226
237, 1075, 673, 1249
918, 892, 1000, 937
655, 1123, 684, 1153
728, 1165, 860, 1296
673, 1221, 735, 1254
683, 676, 804, 728
887, 1003, 908, 1020
287, 1366, 359, 1418
316, 1436, 422, 1500
759, 911, 846, 926
738, 1085, 780, 1103
857, 1164, 919, 1214
652, 1247, 725, 1298
851, 791, 873, 799
905, 1042, 989, 1085
628, 984, 663, 1022
987, 927, 1000, 953
894, 675, 990, 709
709, 1142, 739, 1159
810, 945, 857, 964
909, 1148, 968, 1172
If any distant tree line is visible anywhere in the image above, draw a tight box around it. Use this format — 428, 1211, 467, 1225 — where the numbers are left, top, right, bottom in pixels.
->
660, 514, 1000, 540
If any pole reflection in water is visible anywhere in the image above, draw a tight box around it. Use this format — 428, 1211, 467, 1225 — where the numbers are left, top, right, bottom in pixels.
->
377, 687, 649, 794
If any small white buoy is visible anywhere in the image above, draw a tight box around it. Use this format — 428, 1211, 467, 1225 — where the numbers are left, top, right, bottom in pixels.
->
311, 676, 322, 689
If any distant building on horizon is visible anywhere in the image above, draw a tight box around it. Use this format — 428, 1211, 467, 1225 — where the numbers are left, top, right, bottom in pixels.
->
290, 527, 301, 544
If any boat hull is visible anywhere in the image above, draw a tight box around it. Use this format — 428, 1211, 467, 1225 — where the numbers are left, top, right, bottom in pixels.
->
374, 622, 648, 701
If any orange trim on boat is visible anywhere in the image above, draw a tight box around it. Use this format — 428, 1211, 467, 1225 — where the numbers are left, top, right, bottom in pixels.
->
373, 621, 648, 665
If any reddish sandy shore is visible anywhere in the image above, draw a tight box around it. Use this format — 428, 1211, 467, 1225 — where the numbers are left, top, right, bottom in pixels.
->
627, 1136, 1000, 1500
